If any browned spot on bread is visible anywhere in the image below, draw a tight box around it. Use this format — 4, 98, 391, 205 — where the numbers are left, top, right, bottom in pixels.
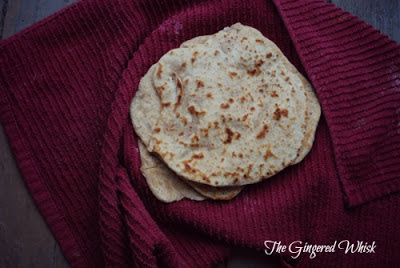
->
200, 128, 209, 137
281, 71, 285, 76
229, 72, 238, 78
196, 80, 205, 89
214, 121, 219, 128
224, 172, 240, 178
156, 86, 165, 93
250, 107, 255, 111
240, 96, 246, 103
161, 102, 171, 107
152, 137, 162, 145
181, 62, 187, 68
221, 103, 230, 109
157, 64, 163, 78
174, 73, 184, 111
188, 105, 206, 116
273, 108, 289, 121
247, 68, 261, 76
264, 149, 276, 160
266, 52, 272, 58
182, 117, 188, 126
228, 98, 234, 103
214, 50, 220, 56
256, 39, 264, 43
241, 37, 248, 42
192, 153, 204, 159
242, 114, 249, 121
183, 163, 196, 174
238, 153, 243, 158
179, 132, 184, 136
191, 134, 200, 144
221, 158, 225, 162
154, 128, 161, 133
270, 91, 279, 97
223, 127, 234, 144
206, 92, 213, 98
234, 178, 239, 184
256, 124, 269, 139
235, 133, 241, 140
285, 76, 290, 82
191, 51, 199, 63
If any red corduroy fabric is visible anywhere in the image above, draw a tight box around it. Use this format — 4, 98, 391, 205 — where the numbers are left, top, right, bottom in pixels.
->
1, 0, 399, 267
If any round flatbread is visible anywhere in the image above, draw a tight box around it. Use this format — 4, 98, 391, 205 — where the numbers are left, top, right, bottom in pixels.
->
131, 65, 243, 201
148, 23, 310, 186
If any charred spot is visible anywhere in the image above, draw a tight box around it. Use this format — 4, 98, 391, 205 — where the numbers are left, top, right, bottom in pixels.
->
156, 86, 165, 93
255, 59, 265, 67
182, 117, 188, 126
229, 72, 238, 78
266, 52, 272, 58
221, 103, 230, 109
214, 121, 219, 128
192, 153, 204, 159
154, 128, 161, 133
191, 51, 199, 63
191, 134, 200, 144
179, 132, 184, 136
247, 68, 261, 76
223, 127, 234, 144
183, 163, 196, 174
202, 176, 210, 184
273, 108, 289, 121
215, 181, 219, 185
221, 158, 225, 162
174, 73, 184, 110
157, 63, 163, 78
188, 105, 206, 116
181, 62, 187, 69
214, 50, 220, 56
200, 128, 209, 137
259, 89, 264, 93
234, 178, 239, 184
285, 76, 290, 82
242, 114, 249, 121
240, 96, 246, 103
196, 80, 205, 89
270, 91, 279, 97
161, 102, 171, 107
256, 124, 269, 139
255, 39, 264, 44
228, 98, 234, 103
206, 92, 213, 98
239, 153, 243, 158
263, 149, 276, 160
250, 107, 255, 111
241, 37, 248, 42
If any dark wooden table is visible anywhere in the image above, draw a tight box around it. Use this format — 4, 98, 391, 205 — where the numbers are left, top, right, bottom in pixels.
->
0, 0, 399, 267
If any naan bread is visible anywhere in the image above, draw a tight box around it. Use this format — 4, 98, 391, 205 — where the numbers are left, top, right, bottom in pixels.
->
138, 140, 205, 202
131, 65, 243, 201
148, 23, 313, 186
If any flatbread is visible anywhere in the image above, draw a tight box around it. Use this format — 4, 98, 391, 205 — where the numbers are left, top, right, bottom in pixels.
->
148, 23, 310, 186
138, 140, 205, 202
131, 65, 243, 201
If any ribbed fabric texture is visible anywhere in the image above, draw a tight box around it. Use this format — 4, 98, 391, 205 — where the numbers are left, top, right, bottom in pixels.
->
0, 0, 399, 267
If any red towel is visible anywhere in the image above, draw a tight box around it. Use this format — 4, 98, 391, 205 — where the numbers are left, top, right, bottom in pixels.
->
1, 0, 399, 267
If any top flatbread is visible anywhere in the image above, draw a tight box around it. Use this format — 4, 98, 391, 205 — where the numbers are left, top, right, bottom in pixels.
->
147, 23, 313, 186
131, 64, 243, 201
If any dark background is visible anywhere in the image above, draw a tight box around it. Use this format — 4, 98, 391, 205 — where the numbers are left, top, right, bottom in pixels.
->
0, 0, 399, 267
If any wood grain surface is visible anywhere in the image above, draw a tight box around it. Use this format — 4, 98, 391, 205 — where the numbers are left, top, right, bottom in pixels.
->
0, 0, 399, 267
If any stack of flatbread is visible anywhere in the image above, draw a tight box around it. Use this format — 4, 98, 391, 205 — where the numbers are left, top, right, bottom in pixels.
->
130, 23, 321, 202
